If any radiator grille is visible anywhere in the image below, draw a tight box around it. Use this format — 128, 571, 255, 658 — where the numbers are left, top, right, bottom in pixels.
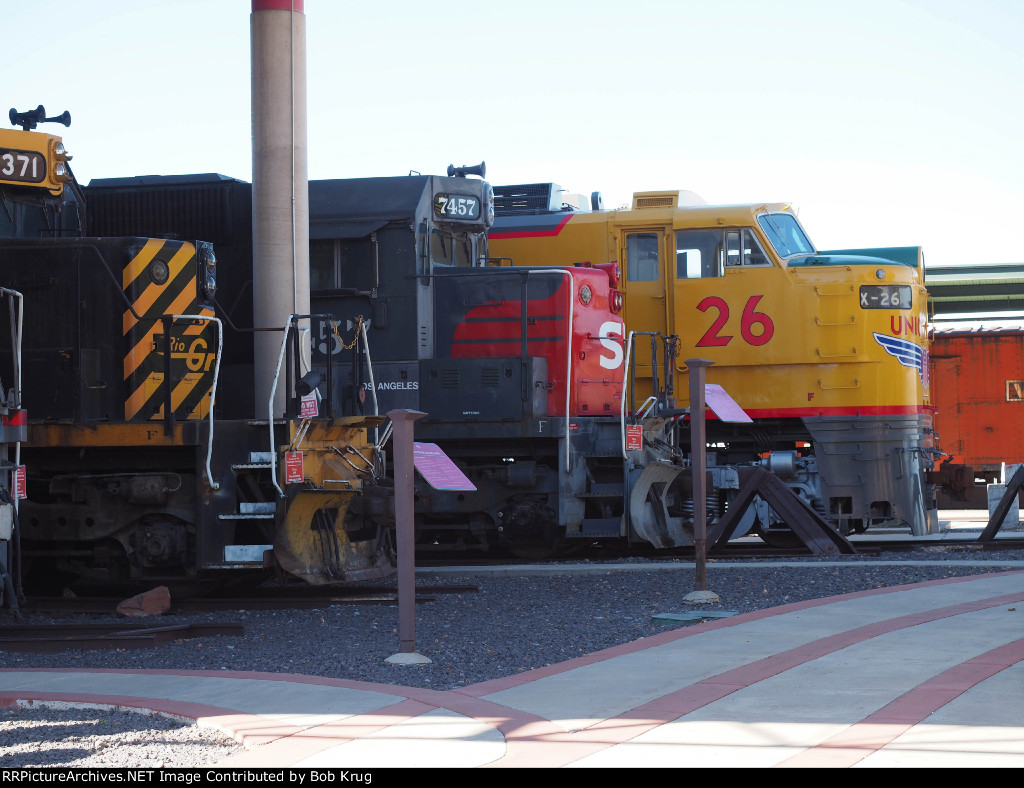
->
493, 183, 560, 213
87, 187, 231, 241
633, 195, 677, 210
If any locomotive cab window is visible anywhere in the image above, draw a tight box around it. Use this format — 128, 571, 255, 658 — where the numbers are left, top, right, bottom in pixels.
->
675, 228, 768, 278
310, 237, 375, 291
676, 229, 723, 278
725, 229, 771, 268
625, 232, 660, 282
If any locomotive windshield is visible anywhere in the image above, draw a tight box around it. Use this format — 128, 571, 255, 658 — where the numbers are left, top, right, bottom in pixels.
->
757, 212, 815, 259
431, 228, 474, 267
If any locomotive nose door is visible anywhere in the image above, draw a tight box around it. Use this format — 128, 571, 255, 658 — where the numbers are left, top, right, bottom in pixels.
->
619, 229, 668, 383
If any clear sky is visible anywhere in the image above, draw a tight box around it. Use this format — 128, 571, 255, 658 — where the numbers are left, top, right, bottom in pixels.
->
3, 0, 1021, 268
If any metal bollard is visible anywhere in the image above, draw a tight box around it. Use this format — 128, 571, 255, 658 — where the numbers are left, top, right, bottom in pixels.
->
684, 359, 719, 603
385, 409, 430, 664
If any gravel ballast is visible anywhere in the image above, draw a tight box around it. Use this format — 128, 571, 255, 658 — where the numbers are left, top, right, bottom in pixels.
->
2, 547, 1023, 768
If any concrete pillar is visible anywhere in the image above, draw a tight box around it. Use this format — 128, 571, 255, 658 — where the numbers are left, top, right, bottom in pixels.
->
250, 0, 310, 416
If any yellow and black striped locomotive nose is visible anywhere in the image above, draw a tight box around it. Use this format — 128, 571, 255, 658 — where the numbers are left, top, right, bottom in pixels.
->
121, 238, 217, 423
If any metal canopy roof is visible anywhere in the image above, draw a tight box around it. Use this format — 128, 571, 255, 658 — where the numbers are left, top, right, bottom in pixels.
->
925, 262, 1024, 319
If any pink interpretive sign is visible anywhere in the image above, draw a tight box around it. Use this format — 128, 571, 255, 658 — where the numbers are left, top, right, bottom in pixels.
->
704, 384, 753, 423
413, 442, 477, 491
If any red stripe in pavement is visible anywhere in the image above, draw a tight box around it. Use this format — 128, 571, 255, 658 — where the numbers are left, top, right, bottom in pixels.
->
775, 637, 1024, 768
482, 582, 1024, 768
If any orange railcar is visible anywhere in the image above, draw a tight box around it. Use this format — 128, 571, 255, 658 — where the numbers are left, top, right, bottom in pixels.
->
931, 324, 1024, 505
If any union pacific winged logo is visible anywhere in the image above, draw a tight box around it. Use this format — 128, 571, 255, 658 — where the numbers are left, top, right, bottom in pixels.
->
873, 333, 924, 381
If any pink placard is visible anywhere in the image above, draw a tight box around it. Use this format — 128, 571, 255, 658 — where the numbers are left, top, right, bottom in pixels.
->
704, 384, 752, 423
414, 442, 477, 491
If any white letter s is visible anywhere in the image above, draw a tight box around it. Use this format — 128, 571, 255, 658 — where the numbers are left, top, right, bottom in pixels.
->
598, 321, 625, 370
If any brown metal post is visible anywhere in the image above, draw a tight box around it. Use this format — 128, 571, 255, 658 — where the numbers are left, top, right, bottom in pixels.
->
686, 359, 714, 592
386, 408, 427, 659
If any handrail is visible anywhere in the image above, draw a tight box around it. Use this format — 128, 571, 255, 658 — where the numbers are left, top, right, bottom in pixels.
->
0, 288, 24, 411
528, 269, 573, 473
635, 395, 659, 420
619, 331, 665, 459
620, 331, 636, 459
360, 319, 378, 418
1, 288, 24, 522
167, 314, 223, 490
269, 315, 300, 498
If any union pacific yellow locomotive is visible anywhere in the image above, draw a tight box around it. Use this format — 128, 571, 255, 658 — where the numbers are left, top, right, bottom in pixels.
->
489, 184, 940, 541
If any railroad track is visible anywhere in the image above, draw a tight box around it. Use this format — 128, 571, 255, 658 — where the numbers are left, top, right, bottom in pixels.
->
419, 534, 1024, 565
0, 584, 481, 651
13, 583, 479, 614
0, 622, 245, 654
5, 535, 1023, 651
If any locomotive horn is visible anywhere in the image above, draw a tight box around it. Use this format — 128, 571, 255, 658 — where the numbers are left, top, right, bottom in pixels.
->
447, 161, 486, 179
8, 106, 71, 131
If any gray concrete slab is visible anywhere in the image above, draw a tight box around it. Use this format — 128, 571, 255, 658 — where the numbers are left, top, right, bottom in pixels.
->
2, 571, 1023, 768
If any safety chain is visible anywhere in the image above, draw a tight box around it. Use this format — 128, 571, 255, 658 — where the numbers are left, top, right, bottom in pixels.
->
329, 444, 376, 480
331, 316, 364, 352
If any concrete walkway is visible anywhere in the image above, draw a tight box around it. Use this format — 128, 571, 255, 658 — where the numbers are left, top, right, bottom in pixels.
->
2, 571, 1023, 768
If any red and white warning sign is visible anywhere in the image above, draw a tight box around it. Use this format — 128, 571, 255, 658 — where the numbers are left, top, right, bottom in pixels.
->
299, 393, 318, 418
626, 424, 643, 451
284, 452, 304, 484
11, 465, 25, 499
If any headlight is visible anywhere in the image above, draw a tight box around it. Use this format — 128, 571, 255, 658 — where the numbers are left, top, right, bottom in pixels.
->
484, 183, 495, 226
150, 259, 170, 285
198, 244, 217, 300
